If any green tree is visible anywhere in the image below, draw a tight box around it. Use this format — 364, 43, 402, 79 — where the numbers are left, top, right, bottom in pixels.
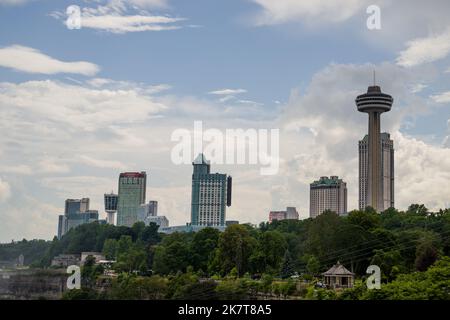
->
190, 227, 220, 273
250, 231, 287, 274
306, 255, 320, 275
211, 224, 256, 276
280, 250, 295, 279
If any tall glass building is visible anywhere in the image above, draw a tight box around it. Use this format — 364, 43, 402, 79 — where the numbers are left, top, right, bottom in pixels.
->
191, 154, 232, 227
117, 172, 147, 227
57, 198, 97, 239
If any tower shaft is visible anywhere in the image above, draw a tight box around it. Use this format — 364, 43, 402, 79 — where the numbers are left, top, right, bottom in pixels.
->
367, 111, 383, 211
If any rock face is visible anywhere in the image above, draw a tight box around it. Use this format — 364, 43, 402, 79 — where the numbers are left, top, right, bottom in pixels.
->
0, 269, 67, 300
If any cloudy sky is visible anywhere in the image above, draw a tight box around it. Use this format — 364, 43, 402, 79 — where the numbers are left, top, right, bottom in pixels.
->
0, 0, 449, 242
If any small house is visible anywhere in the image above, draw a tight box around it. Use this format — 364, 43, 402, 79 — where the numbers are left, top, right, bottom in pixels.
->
322, 261, 354, 289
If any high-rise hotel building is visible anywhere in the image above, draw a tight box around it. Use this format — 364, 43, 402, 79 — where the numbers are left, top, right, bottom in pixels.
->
191, 154, 232, 227
359, 132, 394, 211
117, 172, 147, 227
310, 176, 347, 218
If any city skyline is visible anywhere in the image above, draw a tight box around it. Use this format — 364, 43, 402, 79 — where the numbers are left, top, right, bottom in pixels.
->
1, 1, 450, 242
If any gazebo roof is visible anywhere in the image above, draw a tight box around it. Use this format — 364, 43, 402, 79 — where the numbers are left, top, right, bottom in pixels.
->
322, 261, 354, 276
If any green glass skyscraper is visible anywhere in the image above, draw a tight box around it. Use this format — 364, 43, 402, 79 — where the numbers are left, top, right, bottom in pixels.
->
117, 172, 147, 227
191, 154, 232, 227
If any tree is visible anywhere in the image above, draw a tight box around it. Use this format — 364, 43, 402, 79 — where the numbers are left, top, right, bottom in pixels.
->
191, 227, 220, 273
407, 204, 429, 216
250, 231, 287, 274
347, 209, 381, 231
153, 233, 192, 275
280, 250, 295, 279
306, 255, 320, 276
212, 225, 256, 276
415, 239, 439, 271
102, 238, 118, 260
141, 223, 161, 245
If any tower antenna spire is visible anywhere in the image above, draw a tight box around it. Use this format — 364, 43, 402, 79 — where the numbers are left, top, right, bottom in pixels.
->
373, 70, 376, 86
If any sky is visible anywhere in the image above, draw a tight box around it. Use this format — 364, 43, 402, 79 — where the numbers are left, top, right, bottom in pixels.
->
0, 0, 449, 242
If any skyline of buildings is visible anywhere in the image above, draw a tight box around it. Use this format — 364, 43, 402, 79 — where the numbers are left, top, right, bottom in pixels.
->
309, 176, 348, 218
54, 82, 399, 237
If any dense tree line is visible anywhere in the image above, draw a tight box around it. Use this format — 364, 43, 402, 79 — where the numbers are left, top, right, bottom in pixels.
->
0, 239, 51, 266
2, 204, 450, 299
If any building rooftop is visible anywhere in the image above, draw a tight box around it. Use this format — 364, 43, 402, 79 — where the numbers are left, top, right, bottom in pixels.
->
322, 261, 354, 276
193, 153, 210, 165
119, 172, 146, 178
310, 176, 344, 187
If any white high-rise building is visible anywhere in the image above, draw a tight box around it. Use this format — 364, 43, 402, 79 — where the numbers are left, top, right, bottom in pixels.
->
310, 176, 347, 218
359, 132, 394, 211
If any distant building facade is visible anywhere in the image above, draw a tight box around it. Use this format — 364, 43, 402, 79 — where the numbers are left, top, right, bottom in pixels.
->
359, 132, 394, 211
310, 176, 347, 218
191, 154, 232, 227
57, 198, 99, 239
225, 220, 239, 226
269, 207, 299, 222
148, 200, 158, 216
160, 224, 226, 234
51, 254, 81, 268
145, 215, 169, 228
65, 210, 99, 232
137, 200, 169, 228
65, 198, 89, 215
117, 172, 147, 227
137, 201, 157, 221
81, 252, 105, 265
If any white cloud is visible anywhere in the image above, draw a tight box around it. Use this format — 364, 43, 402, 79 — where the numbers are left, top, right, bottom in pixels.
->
0, 80, 166, 131
209, 88, 247, 95
78, 155, 127, 169
431, 91, 450, 103
52, 0, 184, 34
86, 77, 171, 94
0, 178, 11, 202
410, 83, 428, 93
38, 157, 71, 174
397, 28, 450, 67
80, 14, 183, 33
0, 45, 99, 76
0, 165, 33, 175
248, 0, 371, 25
0, 0, 32, 5
126, 0, 169, 9
0, 196, 61, 241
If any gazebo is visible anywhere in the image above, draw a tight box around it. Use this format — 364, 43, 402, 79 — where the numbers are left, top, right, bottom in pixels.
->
322, 261, 354, 289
